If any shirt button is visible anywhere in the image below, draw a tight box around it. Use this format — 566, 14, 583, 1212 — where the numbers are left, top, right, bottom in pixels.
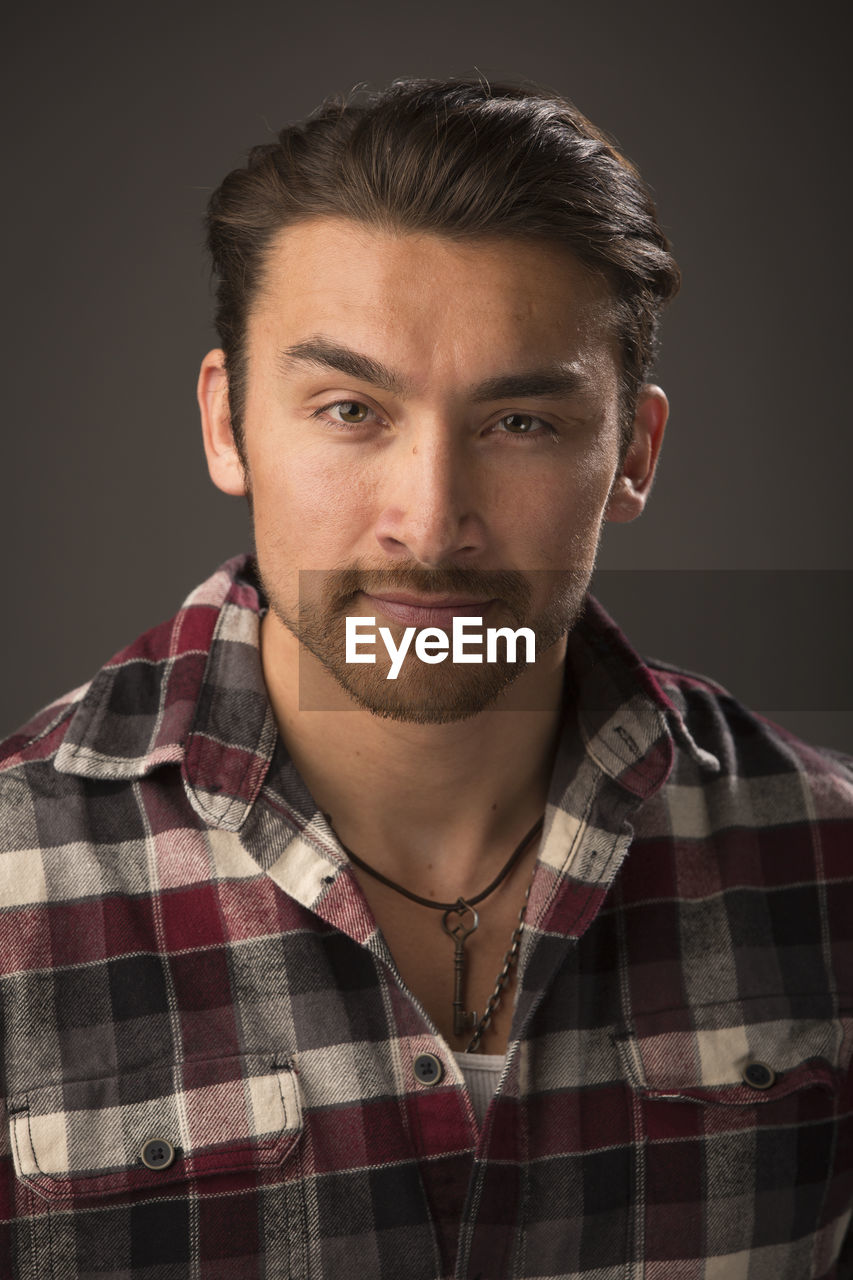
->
741, 1060, 776, 1090
140, 1138, 176, 1170
413, 1053, 444, 1086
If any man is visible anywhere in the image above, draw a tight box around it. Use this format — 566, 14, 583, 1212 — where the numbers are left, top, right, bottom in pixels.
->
1, 76, 851, 1280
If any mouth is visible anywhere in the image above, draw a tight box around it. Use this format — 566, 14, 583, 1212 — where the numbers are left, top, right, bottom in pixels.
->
359, 591, 496, 628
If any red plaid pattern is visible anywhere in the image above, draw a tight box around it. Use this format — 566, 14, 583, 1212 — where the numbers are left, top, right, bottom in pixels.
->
1, 553, 851, 1278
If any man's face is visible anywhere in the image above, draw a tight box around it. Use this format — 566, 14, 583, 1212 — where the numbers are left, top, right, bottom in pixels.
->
201, 216, 663, 723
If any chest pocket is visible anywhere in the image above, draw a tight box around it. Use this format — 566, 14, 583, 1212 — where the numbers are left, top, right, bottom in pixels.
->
8, 1052, 302, 1203
613, 998, 853, 1277
614, 999, 847, 1104
7, 1052, 305, 1280
9, 1049, 302, 1198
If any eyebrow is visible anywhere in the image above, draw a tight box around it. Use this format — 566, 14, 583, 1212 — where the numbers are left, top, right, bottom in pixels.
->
276, 335, 587, 402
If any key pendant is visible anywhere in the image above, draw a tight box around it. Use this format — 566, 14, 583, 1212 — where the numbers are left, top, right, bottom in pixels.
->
442, 898, 479, 1037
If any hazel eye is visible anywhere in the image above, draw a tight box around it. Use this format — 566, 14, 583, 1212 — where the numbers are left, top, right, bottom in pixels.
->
500, 414, 539, 434
493, 413, 556, 440
332, 401, 371, 424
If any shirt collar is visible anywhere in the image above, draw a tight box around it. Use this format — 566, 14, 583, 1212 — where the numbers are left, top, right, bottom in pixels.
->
54, 555, 718, 827
570, 594, 721, 787
54, 555, 278, 831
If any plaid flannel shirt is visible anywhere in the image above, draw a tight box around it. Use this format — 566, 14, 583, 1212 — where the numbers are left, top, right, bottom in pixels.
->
1, 553, 852, 1280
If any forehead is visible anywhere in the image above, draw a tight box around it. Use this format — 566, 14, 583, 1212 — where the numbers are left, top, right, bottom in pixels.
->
252, 216, 619, 385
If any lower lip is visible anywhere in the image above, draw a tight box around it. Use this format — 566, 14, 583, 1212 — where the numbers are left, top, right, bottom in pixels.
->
362, 595, 495, 628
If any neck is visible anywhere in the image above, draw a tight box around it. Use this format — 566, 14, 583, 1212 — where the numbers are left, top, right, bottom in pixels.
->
260, 610, 567, 893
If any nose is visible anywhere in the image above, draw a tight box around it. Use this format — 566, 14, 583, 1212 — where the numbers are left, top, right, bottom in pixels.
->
373, 431, 486, 566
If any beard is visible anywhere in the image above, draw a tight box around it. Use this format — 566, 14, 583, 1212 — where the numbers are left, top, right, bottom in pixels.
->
254, 557, 593, 725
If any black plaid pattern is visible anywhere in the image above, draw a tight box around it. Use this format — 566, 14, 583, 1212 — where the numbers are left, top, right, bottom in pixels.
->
0, 553, 851, 1278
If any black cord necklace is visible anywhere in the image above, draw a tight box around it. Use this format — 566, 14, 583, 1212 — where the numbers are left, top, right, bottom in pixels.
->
330, 815, 544, 1044
335, 816, 543, 911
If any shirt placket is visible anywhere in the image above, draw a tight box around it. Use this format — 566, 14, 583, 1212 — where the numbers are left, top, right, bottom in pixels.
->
457, 752, 668, 1279
237, 785, 480, 1277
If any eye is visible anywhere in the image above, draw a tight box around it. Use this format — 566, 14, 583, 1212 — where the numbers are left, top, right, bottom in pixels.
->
499, 413, 537, 434
313, 400, 376, 427
325, 399, 368, 424
493, 413, 555, 440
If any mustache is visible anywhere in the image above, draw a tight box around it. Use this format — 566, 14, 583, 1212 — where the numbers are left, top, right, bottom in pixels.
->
316, 564, 533, 622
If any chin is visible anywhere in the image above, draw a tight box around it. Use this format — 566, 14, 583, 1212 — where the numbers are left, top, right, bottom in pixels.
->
325, 661, 529, 724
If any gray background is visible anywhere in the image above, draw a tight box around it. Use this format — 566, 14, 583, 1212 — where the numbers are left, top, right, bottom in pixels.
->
3, 0, 850, 749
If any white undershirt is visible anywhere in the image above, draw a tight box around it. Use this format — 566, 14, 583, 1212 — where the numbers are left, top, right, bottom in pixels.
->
453, 1051, 506, 1124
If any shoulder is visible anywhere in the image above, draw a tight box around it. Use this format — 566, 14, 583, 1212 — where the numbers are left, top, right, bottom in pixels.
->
0, 681, 92, 927
0, 681, 89, 775
0, 605, 179, 787
0, 553, 260, 791
0, 632, 161, 873
646, 654, 853, 815
0, 555, 262, 928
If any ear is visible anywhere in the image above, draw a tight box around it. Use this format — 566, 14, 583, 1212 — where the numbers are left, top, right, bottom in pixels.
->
605, 384, 669, 524
197, 349, 248, 497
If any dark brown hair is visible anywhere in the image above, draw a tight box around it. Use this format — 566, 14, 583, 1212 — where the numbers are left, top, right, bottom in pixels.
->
205, 76, 680, 465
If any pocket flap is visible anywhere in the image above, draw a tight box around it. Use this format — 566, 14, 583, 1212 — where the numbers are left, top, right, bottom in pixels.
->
613, 1000, 845, 1106
8, 1052, 302, 1201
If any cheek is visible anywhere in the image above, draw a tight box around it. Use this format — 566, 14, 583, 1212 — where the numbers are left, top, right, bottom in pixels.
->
250, 449, 377, 548
522, 457, 617, 561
